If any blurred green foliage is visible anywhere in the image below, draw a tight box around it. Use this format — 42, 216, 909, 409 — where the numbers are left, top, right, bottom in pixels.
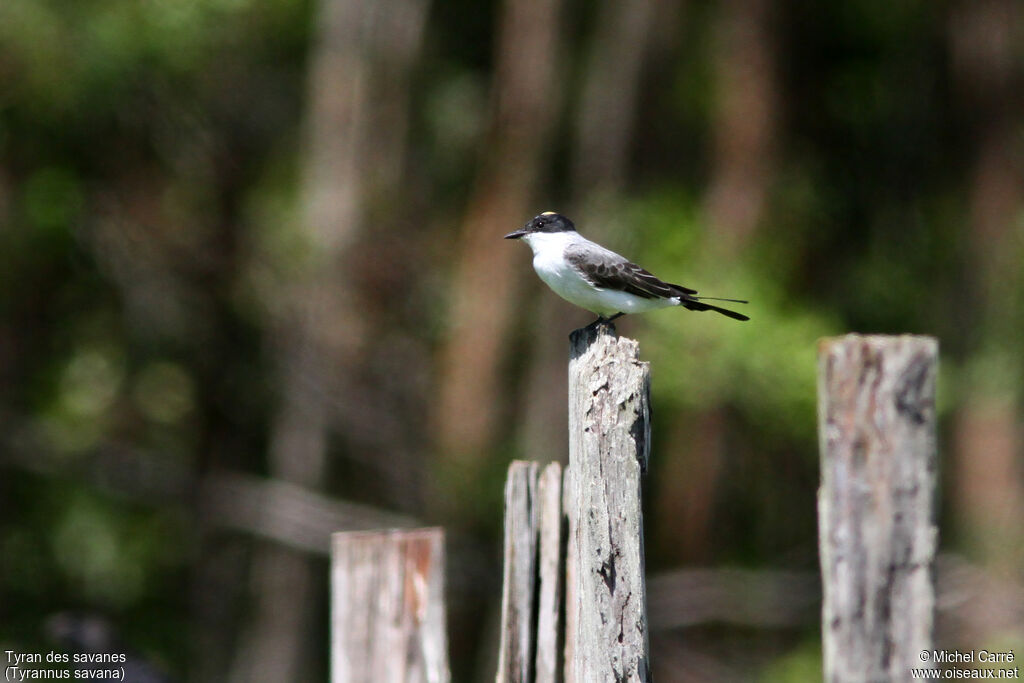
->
1, 0, 1022, 679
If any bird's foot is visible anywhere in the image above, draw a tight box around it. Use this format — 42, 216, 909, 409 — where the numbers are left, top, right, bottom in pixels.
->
582, 313, 622, 333
571, 315, 622, 344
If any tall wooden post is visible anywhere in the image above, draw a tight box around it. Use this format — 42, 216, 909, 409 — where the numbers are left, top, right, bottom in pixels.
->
331, 528, 449, 683
817, 334, 939, 682
566, 324, 652, 683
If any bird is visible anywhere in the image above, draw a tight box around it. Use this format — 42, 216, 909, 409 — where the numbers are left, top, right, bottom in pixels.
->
505, 212, 749, 325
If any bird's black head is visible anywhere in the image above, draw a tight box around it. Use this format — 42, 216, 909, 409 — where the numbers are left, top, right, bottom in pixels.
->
504, 211, 576, 239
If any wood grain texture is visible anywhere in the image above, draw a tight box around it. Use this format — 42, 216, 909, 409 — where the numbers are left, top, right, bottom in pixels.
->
563, 463, 578, 683
566, 324, 652, 683
817, 334, 939, 683
535, 462, 564, 683
331, 528, 449, 683
497, 461, 540, 683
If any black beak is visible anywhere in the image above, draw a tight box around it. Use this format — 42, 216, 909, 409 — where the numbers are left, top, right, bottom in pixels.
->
504, 229, 528, 240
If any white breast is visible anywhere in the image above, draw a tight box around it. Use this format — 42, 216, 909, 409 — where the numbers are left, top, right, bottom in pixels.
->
521, 231, 677, 317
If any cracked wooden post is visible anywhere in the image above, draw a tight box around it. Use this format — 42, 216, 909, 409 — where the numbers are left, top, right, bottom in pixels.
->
536, 462, 565, 683
332, 528, 449, 683
817, 335, 939, 683
497, 461, 539, 682
566, 323, 651, 682
496, 460, 564, 683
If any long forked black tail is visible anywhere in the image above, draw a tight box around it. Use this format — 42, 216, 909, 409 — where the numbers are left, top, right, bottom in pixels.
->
682, 298, 750, 321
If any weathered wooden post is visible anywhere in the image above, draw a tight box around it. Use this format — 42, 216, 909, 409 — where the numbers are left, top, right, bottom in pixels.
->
817, 334, 939, 682
535, 462, 565, 683
496, 324, 651, 681
332, 528, 449, 683
496, 461, 539, 682
565, 324, 651, 682
496, 460, 564, 683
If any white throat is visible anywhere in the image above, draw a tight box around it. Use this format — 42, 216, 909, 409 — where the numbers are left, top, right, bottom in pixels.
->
521, 230, 579, 253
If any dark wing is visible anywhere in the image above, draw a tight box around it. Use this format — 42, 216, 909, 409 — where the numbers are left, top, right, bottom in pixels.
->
564, 243, 697, 299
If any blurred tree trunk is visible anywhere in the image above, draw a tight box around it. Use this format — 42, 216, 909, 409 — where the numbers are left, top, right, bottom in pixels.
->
572, 0, 659, 203
434, 0, 564, 489
948, 0, 1024, 580
229, 0, 429, 681
702, 0, 776, 254
654, 411, 725, 563
327, 0, 432, 510
656, 0, 778, 563
518, 0, 660, 465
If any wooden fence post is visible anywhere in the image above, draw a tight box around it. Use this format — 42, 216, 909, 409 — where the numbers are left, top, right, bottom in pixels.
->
566, 324, 652, 683
817, 334, 939, 682
496, 460, 565, 683
536, 462, 565, 683
497, 461, 540, 682
331, 528, 449, 683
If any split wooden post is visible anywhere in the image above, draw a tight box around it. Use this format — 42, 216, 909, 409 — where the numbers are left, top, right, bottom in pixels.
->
817, 335, 939, 683
331, 528, 449, 683
495, 460, 564, 683
565, 324, 652, 683
535, 462, 565, 683
496, 461, 540, 682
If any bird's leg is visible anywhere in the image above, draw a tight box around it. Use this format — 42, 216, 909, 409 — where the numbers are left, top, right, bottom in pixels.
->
583, 313, 623, 332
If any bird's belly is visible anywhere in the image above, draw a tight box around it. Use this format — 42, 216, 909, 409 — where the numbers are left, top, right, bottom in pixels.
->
532, 256, 675, 316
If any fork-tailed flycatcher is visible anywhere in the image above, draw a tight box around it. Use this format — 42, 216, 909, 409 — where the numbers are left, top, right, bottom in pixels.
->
505, 212, 749, 325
